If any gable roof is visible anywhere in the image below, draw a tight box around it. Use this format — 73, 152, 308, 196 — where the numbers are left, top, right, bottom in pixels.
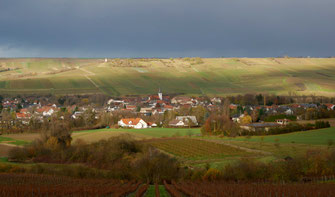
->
16, 113, 32, 119
121, 118, 143, 125
168, 119, 185, 125
20, 108, 29, 113
36, 106, 57, 113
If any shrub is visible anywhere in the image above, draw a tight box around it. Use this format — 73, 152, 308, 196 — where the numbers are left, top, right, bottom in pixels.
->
202, 168, 222, 181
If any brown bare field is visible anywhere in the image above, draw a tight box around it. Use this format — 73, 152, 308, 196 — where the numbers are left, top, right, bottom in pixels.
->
0, 144, 12, 157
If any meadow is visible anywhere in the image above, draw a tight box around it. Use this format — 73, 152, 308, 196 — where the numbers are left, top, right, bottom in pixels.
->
220, 126, 335, 145
1, 57, 335, 96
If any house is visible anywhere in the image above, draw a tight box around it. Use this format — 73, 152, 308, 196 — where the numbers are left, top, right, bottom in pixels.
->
176, 116, 198, 126
147, 122, 157, 127
19, 108, 30, 114
35, 106, 58, 117
240, 122, 280, 132
126, 105, 137, 111
277, 106, 294, 115
118, 118, 148, 129
169, 119, 187, 127
211, 97, 222, 104
171, 96, 194, 105
71, 111, 83, 119
107, 99, 124, 105
276, 119, 291, 125
163, 105, 174, 111
140, 107, 153, 116
232, 114, 242, 123
169, 116, 198, 127
16, 113, 32, 125
324, 104, 335, 110
229, 104, 238, 110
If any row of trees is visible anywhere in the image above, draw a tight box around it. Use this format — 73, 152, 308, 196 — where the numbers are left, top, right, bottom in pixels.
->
228, 94, 335, 106
187, 149, 335, 182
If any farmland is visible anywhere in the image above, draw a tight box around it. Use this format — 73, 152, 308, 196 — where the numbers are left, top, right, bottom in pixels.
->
1, 127, 334, 168
1, 173, 334, 197
144, 138, 256, 159
1, 58, 335, 96
0, 173, 144, 196
219, 126, 335, 146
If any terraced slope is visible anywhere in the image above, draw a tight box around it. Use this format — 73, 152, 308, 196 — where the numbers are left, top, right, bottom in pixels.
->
1, 57, 335, 96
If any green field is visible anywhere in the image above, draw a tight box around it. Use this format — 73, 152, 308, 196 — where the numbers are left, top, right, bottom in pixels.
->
0, 136, 29, 146
220, 127, 335, 145
72, 128, 200, 142
1, 58, 335, 96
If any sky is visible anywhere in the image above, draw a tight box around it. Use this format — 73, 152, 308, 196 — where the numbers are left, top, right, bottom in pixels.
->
0, 0, 335, 58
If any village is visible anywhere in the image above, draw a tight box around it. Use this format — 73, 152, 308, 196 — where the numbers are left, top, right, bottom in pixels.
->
0, 90, 334, 135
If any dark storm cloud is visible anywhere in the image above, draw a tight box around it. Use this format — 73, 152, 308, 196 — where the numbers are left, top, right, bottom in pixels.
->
0, 0, 334, 57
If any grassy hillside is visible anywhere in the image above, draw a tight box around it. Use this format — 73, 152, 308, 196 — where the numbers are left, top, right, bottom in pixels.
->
1, 57, 335, 96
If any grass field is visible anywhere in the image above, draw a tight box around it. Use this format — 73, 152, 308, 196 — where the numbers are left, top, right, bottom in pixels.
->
71, 128, 201, 143
219, 127, 335, 145
1, 58, 335, 96
0, 136, 29, 146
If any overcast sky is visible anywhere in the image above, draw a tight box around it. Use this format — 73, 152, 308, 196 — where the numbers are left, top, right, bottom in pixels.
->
0, 0, 334, 58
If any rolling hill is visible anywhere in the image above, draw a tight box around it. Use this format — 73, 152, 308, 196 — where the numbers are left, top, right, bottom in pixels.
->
0, 57, 335, 96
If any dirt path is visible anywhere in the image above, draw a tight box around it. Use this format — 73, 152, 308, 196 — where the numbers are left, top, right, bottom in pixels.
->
197, 138, 272, 155
0, 143, 23, 148
80, 68, 95, 76
84, 75, 99, 88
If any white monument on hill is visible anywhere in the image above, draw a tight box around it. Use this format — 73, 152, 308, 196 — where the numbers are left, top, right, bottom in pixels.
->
158, 88, 163, 100
104, 58, 108, 63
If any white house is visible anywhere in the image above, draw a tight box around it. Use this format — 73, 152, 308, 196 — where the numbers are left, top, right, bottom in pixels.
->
118, 118, 148, 129
175, 116, 198, 125
168, 119, 187, 127
169, 116, 198, 127
35, 106, 58, 117
276, 119, 291, 125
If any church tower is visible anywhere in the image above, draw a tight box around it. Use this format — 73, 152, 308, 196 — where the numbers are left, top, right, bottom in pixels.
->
158, 88, 163, 100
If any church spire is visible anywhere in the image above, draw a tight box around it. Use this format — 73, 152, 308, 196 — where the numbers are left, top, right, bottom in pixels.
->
158, 88, 163, 100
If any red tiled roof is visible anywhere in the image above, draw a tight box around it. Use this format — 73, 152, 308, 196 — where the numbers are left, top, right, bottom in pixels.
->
325, 104, 335, 109
20, 108, 29, 113
229, 105, 237, 109
36, 106, 57, 113
121, 118, 143, 125
16, 113, 32, 119
126, 105, 136, 109
164, 105, 174, 109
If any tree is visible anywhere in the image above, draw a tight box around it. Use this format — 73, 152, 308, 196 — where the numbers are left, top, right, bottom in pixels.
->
222, 98, 230, 117
43, 119, 72, 148
251, 109, 259, 122
240, 112, 252, 124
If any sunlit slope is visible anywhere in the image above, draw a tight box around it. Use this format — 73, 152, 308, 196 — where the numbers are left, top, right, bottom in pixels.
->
0, 58, 335, 96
